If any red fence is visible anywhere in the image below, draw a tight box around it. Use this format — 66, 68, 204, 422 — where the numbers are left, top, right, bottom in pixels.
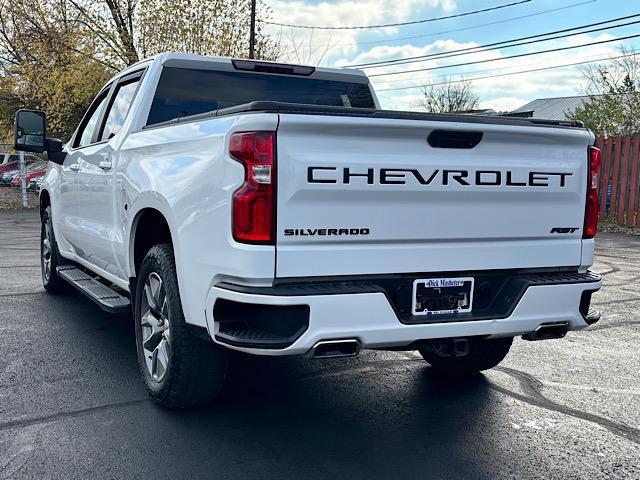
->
595, 135, 640, 228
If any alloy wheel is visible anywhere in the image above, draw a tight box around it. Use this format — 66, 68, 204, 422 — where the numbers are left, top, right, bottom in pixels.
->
140, 272, 171, 382
41, 217, 53, 282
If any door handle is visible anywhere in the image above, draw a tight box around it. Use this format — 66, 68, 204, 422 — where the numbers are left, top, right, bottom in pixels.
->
68, 164, 80, 172
98, 160, 112, 171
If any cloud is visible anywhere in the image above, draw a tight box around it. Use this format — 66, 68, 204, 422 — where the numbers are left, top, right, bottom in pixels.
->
357, 33, 625, 111
262, 1, 634, 112
264, 0, 456, 63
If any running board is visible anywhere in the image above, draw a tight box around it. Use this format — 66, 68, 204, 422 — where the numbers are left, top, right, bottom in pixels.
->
57, 266, 130, 314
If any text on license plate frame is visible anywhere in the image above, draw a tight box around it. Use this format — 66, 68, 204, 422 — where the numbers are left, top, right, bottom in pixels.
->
412, 277, 475, 316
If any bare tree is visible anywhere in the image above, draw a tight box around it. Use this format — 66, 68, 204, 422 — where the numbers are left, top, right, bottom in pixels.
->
284, 29, 335, 66
68, 0, 138, 66
413, 78, 479, 113
135, 0, 279, 61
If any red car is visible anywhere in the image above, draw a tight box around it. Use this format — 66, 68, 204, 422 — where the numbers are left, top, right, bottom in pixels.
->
0, 154, 41, 174
10, 163, 47, 187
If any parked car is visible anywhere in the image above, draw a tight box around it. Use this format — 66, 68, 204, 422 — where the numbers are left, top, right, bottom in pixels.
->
27, 175, 45, 192
0, 168, 20, 186
10, 162, 47, 187
4, 161, 46, 187
0, 154, 42, 175
18, 52, 603, 409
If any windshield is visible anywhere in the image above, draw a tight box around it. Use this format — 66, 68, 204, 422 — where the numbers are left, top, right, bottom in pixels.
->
147, 67, 375, 126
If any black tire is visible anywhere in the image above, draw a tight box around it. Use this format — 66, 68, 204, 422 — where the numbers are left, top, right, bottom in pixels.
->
134, 244, 228, 409
418, 337, 513, 375
40, 206, 67, 293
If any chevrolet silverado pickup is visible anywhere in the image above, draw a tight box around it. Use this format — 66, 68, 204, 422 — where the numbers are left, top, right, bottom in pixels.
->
14, 52, 602, 409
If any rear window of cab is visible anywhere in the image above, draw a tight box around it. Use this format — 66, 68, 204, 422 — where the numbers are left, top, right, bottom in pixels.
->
147, 67, 375, 126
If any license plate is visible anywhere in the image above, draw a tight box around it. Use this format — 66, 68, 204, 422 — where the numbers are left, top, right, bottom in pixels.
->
412, 277, 474, 316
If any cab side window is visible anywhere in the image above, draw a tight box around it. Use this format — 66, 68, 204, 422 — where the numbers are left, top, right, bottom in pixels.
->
73, 89, 110, 148
99, 78, 141, 141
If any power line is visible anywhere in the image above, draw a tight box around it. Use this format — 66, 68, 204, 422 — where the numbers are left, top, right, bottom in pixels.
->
262, 0, 532, 30
373, 49, 625, 87
346, 13, 640, 69
368, 32, 640, 78
305, 0, 597, 49
373, 51, 638, 92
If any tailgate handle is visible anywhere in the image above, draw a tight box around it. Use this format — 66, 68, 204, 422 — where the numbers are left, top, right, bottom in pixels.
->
427, 130, 483, 149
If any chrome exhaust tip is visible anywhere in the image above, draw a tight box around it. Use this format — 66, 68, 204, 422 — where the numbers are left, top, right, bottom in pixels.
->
522, 321, 569, 341
308, 339, 361, 358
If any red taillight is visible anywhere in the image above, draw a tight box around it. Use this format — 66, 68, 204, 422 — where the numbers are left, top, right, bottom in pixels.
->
584, 146, 601, 239
229, 132, 275, 244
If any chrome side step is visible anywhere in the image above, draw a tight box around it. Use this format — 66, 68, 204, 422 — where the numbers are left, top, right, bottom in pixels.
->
57, 266, 130, 314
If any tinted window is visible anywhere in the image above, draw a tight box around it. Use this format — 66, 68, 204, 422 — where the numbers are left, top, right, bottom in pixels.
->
75, 91, 109, 148
147, 67, 375, 126
100, 79, 140, 141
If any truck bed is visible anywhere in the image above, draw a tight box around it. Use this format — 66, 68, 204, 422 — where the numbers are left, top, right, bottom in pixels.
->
143, 101, 586, 130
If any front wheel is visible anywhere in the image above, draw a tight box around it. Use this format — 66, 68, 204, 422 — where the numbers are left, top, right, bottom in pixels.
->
134, 244, 228, 409
40, 206, 67, 293
418, 337, 513, 375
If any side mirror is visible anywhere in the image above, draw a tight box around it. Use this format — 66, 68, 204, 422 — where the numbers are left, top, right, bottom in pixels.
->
14, 109, 46, 153
45, 138, 66, 165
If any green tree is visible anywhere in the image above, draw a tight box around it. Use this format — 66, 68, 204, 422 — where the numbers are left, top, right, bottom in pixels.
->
0, 0, 280, 142
568, 47, 640, 136
0, 0, 112, 140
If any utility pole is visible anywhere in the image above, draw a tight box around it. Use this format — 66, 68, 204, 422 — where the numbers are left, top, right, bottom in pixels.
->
19, 150, 27, 208
249, 0, 256, 59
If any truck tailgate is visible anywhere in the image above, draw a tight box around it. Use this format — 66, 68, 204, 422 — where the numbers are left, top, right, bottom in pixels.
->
275, 114, 592, 278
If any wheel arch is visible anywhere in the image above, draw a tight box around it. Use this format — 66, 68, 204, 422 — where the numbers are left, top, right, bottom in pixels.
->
129, 207, 175, 280
39, 188, 51, 219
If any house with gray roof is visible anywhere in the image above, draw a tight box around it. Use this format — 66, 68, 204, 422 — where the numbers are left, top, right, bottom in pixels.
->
506, 95, 592, 120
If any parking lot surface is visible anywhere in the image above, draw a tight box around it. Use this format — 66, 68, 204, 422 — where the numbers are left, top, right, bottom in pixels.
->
1, 209, 639, 479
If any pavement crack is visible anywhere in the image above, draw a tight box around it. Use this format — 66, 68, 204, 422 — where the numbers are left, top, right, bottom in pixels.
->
588, 320, 640, 331
493, 367, 640, 445
595, 253, 640, 263
0, 291, 43, 298
593, 296, 640, 306
0, 265, 40, 269
0, 398, 148, 432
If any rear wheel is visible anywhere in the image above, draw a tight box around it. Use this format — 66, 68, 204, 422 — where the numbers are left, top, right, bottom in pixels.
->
134, 244, 228, 409
418, 337, 513, 375
40, 206, 67, 293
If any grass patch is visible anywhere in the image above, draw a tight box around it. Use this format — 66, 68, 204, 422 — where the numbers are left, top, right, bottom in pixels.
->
599, 221, 640, 236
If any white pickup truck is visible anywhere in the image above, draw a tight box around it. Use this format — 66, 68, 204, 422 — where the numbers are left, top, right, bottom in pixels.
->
14, 52, 602, 409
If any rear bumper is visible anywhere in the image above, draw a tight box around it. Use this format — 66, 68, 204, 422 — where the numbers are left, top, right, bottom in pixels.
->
204, 271, 601, 356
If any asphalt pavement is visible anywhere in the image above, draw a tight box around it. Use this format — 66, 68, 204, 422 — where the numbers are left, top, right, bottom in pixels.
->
0, 209, 639, 480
